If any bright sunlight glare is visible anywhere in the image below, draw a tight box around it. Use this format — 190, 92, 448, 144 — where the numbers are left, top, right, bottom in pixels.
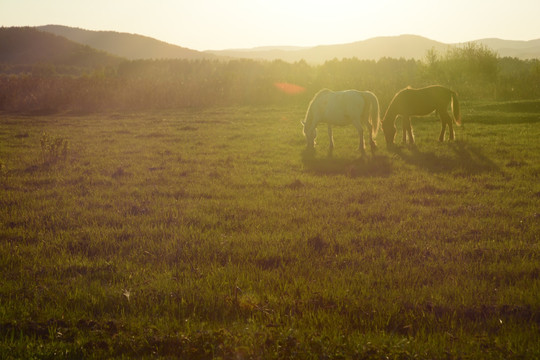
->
1, 0, 539, 50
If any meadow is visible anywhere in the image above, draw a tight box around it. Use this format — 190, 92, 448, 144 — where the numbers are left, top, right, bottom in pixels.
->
0, 100, 539, 359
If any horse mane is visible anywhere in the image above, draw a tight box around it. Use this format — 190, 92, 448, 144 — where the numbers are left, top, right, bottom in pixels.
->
382, 90, 401, 126
303, 89, 330, 134
382, 85, 426, 123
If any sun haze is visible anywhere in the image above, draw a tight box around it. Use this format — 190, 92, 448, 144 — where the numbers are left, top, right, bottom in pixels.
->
1, 0, 539, 50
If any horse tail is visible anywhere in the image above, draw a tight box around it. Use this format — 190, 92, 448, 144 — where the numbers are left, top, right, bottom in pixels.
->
451, 91, 461, 126
364, 92, 380, 136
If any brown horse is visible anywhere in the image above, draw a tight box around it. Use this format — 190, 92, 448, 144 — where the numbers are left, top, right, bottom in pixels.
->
382, 85, 461, 146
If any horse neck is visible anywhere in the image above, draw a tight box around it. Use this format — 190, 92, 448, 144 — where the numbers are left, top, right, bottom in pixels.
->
382, 102, 397, 126
304, 106, 317, 132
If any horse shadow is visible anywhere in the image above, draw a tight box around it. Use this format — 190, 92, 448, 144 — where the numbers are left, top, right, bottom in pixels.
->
301, 148, 393, 178
392, 141, 500, 175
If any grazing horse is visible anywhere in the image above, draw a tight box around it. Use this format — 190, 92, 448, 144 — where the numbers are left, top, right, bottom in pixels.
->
382, 85, 461, 146
302, 89, 381, 154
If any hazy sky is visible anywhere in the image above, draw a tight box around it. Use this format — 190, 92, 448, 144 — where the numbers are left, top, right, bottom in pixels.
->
2, 0, 539, 50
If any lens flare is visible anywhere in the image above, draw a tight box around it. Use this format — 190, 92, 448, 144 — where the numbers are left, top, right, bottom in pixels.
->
274, 82, 305, 95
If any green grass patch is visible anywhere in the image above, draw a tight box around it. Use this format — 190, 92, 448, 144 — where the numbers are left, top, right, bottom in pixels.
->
0, 102, 539, 359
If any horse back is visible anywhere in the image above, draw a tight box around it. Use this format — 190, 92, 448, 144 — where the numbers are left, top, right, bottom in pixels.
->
315, 90, 365, 124
397, 86, 453, 116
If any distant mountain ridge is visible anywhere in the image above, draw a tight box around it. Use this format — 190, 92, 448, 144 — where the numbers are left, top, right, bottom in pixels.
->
472, 38, 540, 59
3, 25, 539, 66
0, 27, 122, 68
207, 35, 540, 63
206, 35, 451, 63
34, 25, 540, 63
37, 25, 217, 61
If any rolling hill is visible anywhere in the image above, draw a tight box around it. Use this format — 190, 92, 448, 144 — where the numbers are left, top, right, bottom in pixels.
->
0, 27, 123, 68
36, 25, 540, 63
472, 38, 540, 59
37, 25, 217, 61
207, 35, 540, 63
207, 35, 451, 63
5, 25, 540, 68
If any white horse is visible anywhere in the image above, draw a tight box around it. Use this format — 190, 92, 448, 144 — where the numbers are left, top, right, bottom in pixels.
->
302, 89, 381, 154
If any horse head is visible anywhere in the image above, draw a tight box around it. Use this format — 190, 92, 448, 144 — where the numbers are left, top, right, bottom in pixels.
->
301, 120, 316, 148
382, 119, 396, 147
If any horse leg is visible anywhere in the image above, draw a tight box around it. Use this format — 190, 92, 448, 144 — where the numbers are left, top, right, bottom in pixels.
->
438, 111, 451, 141
403, 116, 414, 144
408, 118, 415, 145
358, 129, 365, 153
402, 116, 408, 143
441, 110, 455, 141
367, 122, 377, 154
353, 122, 366, 154
327, 125, 334, 149
438, 118, 446, 141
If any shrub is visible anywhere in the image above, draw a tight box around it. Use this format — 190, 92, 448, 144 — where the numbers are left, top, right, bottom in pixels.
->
40, 131, 68, 164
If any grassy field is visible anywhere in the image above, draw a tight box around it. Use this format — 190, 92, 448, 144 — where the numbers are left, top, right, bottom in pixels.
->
0, 100, 539, 359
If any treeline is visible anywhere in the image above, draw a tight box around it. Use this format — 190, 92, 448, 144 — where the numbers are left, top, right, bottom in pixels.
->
1, 43, 539, 113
